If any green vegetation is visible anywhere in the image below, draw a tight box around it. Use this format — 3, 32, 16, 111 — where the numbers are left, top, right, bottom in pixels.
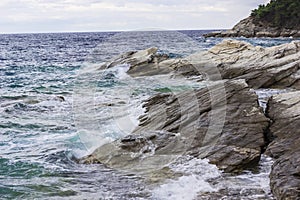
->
251, 0, 300, 29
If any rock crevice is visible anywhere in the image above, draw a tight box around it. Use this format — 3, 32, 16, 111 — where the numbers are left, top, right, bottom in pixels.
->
265, 91, 300, 199
82, 79, 269, 174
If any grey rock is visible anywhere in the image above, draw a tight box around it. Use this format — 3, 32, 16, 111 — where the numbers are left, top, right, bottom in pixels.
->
82, 80, 269, 173
99, 47, 171, 77
265, 91, 300, 200
86, 40, 300, 198
204, 16, 300, 38
98, 40, 300, 90
185, 40, 300, 89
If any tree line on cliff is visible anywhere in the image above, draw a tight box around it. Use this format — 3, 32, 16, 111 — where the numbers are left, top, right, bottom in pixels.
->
251, 0, 300, 29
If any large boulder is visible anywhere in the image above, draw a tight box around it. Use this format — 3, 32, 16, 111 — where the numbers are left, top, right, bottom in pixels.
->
265, 91, 300, 199
82, 80, 269, 173
98, 40, 300, 89
99, 47, 171, 77
183, 40, 300, 89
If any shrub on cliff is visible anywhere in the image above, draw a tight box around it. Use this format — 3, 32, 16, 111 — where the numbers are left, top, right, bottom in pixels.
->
251, 0, 300, 29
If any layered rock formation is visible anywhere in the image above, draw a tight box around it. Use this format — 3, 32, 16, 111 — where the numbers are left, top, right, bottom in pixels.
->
266, 91, 300, 199
99, 47, 171, 77
101, 40, 300, 89
82, 40, 300, 199
83, 80, 269, 173
192, 40, 300, 89
204, 17, 300, 38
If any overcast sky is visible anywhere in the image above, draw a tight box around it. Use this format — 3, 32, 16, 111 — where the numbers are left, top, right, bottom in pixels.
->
0, 0, 269, 33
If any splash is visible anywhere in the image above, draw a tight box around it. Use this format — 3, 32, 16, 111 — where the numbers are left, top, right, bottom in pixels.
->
152, 157, 221, 200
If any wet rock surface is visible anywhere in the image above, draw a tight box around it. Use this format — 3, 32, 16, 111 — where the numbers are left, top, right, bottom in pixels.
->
82, 80, 269, 173
99, 47, 172, 77
266, 91, 300, 199
99, 40, 300, 90
188, 40, 300, 89
85, 40, 300, 198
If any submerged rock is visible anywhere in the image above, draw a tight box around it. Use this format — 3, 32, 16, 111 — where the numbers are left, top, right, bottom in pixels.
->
265, 91, 300, 199
82, 80, 269, 173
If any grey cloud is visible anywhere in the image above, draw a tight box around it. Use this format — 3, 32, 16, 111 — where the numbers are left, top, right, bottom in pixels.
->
0, 0, 269, 33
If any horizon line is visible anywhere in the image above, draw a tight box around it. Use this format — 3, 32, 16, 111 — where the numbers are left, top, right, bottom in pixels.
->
0, 28, 226, 35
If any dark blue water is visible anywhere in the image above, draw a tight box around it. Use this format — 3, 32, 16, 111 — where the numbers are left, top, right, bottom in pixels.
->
0, 30, 295, 199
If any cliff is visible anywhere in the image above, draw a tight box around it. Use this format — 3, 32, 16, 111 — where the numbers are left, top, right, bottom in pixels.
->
204, 0, 300, 38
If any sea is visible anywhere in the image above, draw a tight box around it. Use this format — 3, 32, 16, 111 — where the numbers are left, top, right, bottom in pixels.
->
0, 30, 295, 199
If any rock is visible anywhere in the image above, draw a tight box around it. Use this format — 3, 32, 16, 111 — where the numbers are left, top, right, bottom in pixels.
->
265, 91, 300, 199
55, 95, 65, 102
184, 40, 300, 89
81, 35, 300, 198
82, 80, 269, 173
204, 16, 300, 38
98, 40, 300, 90
99, 47, 171, 77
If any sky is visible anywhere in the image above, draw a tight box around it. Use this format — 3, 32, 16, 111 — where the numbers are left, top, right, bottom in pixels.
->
0, 0, 270, 33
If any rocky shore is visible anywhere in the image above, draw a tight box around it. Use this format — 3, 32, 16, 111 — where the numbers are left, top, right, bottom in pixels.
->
266, 91, 300, 199
82, 40, 300, 199
204, 16, 300, 38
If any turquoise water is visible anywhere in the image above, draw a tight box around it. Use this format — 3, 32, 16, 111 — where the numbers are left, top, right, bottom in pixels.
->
0, 31, 295, 199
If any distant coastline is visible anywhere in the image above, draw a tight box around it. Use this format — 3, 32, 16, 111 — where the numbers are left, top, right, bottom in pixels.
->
204, 0, 300, 38
204, 16, 300, 38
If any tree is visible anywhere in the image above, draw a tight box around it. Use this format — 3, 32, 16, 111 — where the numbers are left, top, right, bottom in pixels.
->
251, 0, 300, 29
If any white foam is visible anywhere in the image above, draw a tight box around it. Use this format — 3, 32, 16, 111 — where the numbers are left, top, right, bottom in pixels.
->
152, 155, 274, 199
114, 64, 131, 80
255, 88, 292, 112
77, 62, 104, 75
152, 157, 221, 200
212, 154, 274, 199
74, 64, 216, 159
225, 155, 273, 194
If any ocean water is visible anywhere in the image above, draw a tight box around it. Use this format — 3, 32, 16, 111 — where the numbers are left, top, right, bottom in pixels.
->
0, 30, 295, 199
